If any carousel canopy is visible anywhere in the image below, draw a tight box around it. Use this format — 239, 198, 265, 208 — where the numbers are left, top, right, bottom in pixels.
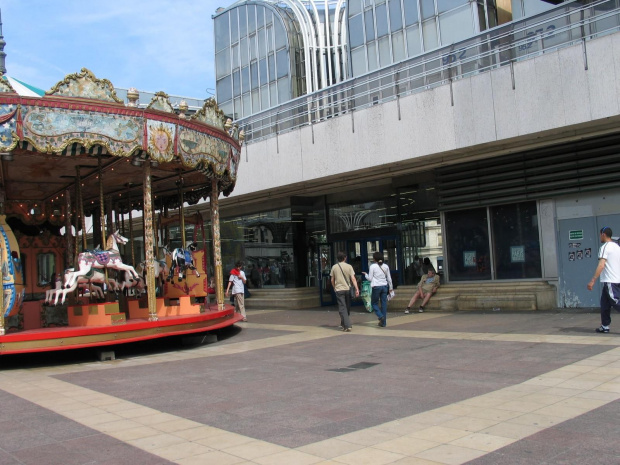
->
1, 76, 45, 97
0, 68, 242, 229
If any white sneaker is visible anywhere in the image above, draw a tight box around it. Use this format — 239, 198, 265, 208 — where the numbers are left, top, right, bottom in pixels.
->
404, 309, 410, 314
419, 307, 424, 313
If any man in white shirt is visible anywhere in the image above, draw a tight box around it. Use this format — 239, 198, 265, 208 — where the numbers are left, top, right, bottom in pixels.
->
587, 226, 620, 333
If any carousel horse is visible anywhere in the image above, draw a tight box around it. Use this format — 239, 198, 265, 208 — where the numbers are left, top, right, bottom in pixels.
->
136, 259, 168, 295
52, 268, 109, 305
137, 259, 169, 283
116, 270, 145, 296
44, 274, 63, 304
65, 231, 139, 289
163, 242, 200, 282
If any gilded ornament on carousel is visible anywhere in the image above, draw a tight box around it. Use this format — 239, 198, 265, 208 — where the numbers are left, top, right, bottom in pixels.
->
147, 121, 175, 162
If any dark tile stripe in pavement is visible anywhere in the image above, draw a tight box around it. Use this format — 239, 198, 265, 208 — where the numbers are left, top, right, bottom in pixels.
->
247, 308, 609, 338
54, 331, 612, 449
390, 311, 604, 335
465, 398, 620, 465
0, 389, 175, 465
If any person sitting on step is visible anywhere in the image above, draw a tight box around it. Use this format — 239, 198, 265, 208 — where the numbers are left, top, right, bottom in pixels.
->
405, 268, 440, 314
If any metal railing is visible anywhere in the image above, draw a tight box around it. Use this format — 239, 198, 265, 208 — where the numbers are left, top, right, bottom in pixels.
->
237, 0, 620, 144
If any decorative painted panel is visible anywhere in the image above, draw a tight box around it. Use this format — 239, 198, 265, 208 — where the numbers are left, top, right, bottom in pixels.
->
147, 120, 176, 163
0, 104, 18, 151
178, 127, 231, 175
22, 106, 143, 156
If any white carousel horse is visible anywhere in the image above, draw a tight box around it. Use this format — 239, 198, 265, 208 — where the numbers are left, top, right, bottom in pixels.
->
52, 268, 109, 305
163, 242, 200, 282
44, 274, 63, 304
65, 231, 139, 289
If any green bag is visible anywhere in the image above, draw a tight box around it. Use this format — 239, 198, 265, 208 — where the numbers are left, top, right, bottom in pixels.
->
361, 281, 372, 312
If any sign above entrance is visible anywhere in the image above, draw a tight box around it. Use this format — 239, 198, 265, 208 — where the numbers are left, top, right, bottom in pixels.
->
569, 230, 584, 240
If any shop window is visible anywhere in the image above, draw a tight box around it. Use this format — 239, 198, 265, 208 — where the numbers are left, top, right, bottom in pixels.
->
491, 202, 542, 279
445, 208, 491, 281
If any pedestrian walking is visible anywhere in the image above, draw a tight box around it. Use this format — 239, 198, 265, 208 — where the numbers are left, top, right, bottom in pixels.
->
363, 251, 393, 327
587, 226, 620, 333
226, 261, 248, 322
330, 251, 359, 332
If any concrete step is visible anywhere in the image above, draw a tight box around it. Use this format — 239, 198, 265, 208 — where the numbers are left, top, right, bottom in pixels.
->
244, 281, 557, 311
245, 287, 318, 309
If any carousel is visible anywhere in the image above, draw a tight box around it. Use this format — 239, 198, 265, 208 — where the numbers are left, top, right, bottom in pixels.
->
0, 68, 243, 355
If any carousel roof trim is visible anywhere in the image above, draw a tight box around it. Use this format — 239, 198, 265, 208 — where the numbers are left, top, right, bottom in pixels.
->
46, 68, 123, 103
0, 68, 244, 224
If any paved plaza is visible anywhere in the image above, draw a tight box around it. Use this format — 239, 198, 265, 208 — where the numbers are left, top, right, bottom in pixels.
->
0, 308, 619, 464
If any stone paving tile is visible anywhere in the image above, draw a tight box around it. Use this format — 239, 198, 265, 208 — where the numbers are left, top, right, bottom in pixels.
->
0, 390, 176, 465
465, 399, 620, 464
52, 324, 612, 449
4, 310, 620, 465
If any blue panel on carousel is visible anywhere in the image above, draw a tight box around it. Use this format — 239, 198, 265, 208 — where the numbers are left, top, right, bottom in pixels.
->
0, 217, 25, 318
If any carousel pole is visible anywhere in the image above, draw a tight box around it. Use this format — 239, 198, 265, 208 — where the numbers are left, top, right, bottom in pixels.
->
163, 204, 169, 246
106, 196, 113, 235
126, 183, 135, 267
98, 156, 108, 291
143, 161, 157, 321
76, 166, 87, 251
73, 178, 79, 266
210, 177, 224, 309
64, 189, 73, 272
177, 176, 186, 247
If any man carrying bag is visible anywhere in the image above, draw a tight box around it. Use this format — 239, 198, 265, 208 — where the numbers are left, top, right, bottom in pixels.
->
330, 252, 359, 332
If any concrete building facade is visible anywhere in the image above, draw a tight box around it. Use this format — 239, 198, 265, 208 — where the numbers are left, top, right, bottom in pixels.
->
209, 0, 620, 309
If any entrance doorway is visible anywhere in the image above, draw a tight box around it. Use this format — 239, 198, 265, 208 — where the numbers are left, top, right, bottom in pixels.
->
319, 236, 400, 307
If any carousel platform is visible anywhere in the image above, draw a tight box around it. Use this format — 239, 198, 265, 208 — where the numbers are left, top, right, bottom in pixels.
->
0, 298, 242, 355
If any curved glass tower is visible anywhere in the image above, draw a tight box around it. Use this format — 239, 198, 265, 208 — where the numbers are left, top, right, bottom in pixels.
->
213, 0, 348, 119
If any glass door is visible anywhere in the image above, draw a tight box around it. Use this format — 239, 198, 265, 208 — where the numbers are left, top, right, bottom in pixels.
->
318, 243, 336, 306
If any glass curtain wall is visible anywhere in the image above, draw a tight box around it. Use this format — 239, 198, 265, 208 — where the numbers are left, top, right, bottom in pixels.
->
348, 0, 480, 76
214, 3, 302, 119
445, 201, 542, 281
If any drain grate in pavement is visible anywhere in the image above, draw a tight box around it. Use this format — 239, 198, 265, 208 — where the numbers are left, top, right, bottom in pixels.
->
328, 361, 380, 373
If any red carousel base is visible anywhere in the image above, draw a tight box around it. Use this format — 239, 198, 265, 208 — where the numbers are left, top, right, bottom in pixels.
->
0, 297, 241, 355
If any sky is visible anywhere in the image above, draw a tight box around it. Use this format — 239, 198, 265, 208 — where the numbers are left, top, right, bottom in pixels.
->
0, 0, 230, 100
